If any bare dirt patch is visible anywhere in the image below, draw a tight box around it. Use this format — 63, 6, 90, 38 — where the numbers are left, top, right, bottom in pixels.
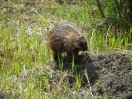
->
49, 52, 132, 98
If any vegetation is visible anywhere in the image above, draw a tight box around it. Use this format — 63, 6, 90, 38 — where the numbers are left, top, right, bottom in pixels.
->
0, 0, 132, 98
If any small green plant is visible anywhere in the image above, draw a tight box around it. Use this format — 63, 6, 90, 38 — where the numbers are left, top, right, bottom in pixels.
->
112, 65, 118, 69
71, 54, 75, 72
96, 80, 109, 98
75, 73, 81, 88
58, 55, 64, 71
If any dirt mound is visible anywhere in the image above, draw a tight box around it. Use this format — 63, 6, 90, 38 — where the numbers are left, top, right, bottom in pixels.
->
50, 53, 132, 98
87, 53, 132, 98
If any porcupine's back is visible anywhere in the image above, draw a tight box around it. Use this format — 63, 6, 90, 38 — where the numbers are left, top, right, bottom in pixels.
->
48, 23, 82, 53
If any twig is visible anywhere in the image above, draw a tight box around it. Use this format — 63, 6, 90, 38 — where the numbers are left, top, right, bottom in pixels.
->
84, 70, 95, 99
105, 23, 112, 46
96, 0, 105, 18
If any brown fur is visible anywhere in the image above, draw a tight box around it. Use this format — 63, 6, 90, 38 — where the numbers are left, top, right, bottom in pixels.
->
47, 23, 88, 61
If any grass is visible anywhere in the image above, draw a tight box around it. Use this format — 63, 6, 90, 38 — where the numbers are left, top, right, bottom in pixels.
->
0, 0, 131, 99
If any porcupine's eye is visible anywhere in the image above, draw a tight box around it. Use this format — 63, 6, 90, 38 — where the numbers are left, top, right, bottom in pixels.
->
74, 38, 81, 48
79, 42, 83, 47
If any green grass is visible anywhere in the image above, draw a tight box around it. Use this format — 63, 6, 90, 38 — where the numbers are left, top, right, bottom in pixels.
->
0, 0, 131, 99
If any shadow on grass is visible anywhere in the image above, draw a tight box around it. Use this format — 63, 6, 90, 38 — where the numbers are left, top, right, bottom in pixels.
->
54, 54, 99, 85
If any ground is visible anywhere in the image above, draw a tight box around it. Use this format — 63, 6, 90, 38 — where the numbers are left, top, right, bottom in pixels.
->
1, 51, 132, 99
46, 52, 132, 99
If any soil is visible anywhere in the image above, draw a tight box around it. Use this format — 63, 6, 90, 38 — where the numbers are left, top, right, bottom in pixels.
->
49, 52, 132, 99
85, 53, 132, 99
